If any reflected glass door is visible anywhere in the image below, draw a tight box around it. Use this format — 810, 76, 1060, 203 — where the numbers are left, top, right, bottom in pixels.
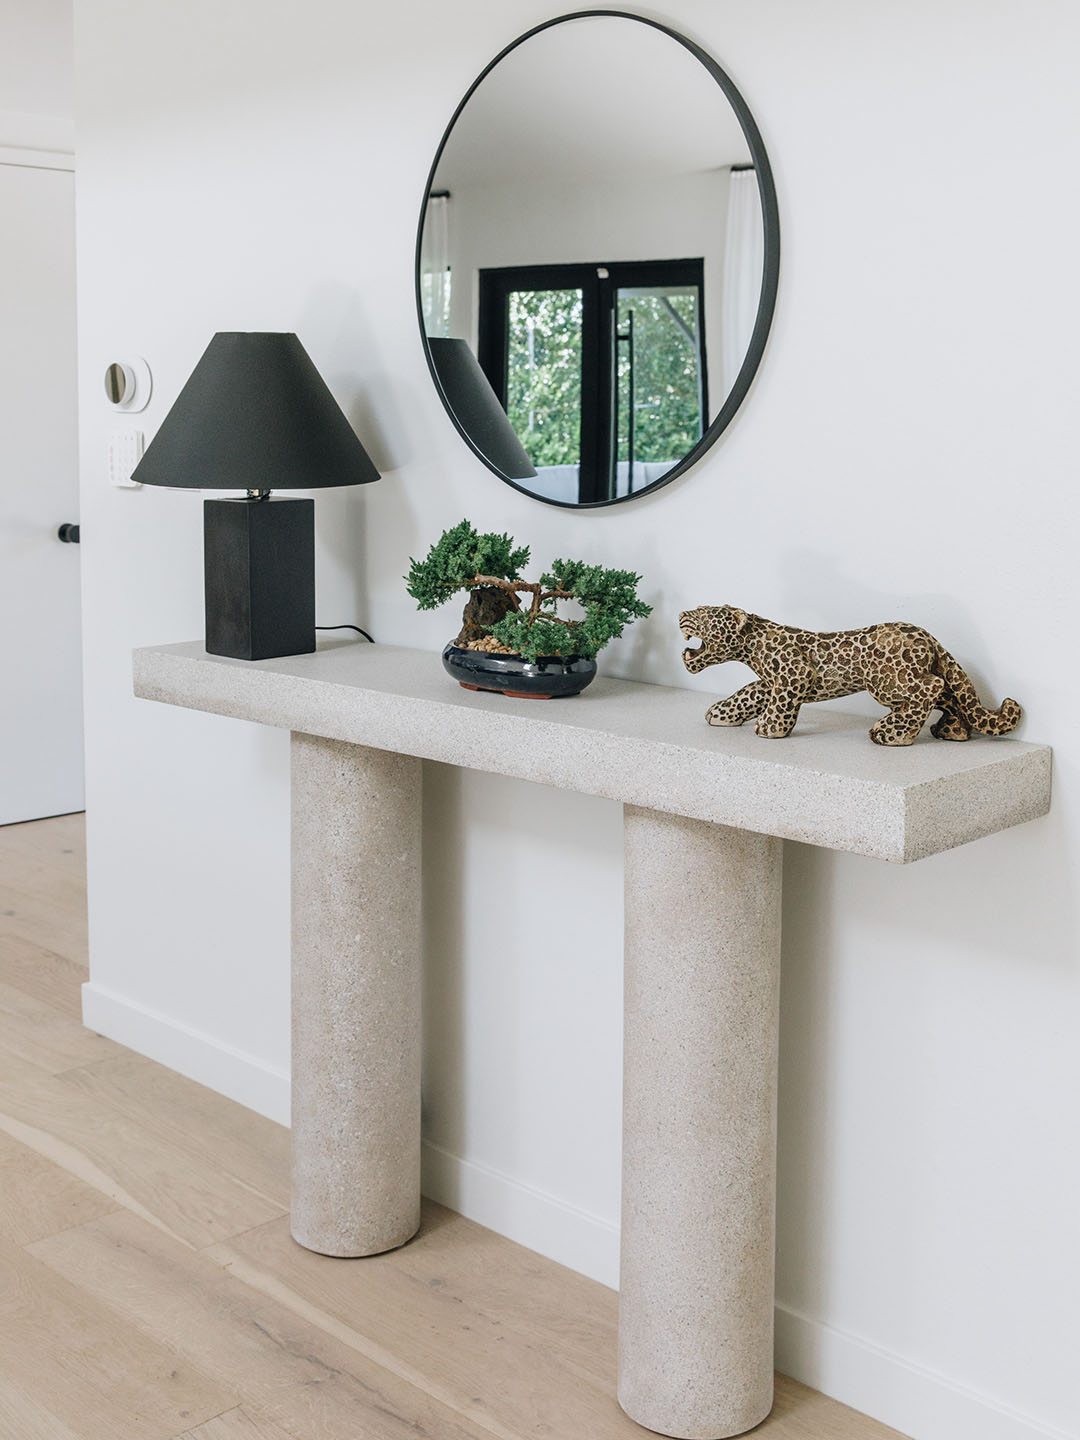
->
614, 281, 705, 498
479, 259, 705, 504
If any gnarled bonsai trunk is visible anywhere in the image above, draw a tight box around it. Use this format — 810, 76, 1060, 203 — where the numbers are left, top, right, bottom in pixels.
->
456, 584, 520, 646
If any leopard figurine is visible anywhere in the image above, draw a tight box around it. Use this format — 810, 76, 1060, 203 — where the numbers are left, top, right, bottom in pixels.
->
679, 605, 1022, 747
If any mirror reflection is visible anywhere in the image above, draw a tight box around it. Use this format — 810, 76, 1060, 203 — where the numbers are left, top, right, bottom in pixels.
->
418, 13, 777, 507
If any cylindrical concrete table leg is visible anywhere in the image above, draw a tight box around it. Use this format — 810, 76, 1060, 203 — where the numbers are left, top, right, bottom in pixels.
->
290, 733, 422, 1257
619, 807, 783, 1439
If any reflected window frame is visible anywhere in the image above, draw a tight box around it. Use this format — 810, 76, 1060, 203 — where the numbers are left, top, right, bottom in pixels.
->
478, 259, 708, 504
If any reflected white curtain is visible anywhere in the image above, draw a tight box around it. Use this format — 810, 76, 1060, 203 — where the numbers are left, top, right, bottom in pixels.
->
421, 193, 452, 337
720, 169, 764, 393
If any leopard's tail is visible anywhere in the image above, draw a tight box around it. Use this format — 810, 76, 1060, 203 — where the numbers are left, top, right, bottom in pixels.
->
936, 646, 1022, 735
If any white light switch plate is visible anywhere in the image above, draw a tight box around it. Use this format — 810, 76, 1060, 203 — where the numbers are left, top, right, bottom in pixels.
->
108, 429, 144, 487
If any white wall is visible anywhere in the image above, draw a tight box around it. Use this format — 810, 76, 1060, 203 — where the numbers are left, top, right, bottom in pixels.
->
73, 4, 1080, 1440
0, 0, 73, 151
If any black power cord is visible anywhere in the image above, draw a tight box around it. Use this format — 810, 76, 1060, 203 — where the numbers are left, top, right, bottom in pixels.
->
316, 624, 375, 644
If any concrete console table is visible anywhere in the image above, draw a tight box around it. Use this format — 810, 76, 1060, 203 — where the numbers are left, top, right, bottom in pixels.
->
133, 638, 1051, 1440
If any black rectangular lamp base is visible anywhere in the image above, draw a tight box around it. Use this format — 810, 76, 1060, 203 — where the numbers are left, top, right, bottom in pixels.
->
203, 496, 315, 660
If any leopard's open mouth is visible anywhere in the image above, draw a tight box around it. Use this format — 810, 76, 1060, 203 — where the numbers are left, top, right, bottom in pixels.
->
679, 614, 703, 661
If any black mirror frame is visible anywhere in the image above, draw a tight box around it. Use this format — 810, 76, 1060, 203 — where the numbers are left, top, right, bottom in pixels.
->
415, 9, 781, 510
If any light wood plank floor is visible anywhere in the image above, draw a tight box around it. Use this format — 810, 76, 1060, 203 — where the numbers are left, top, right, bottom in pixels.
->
0, 813, 910, 1440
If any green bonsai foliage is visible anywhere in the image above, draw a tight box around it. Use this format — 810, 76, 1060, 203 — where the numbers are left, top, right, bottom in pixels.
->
405, 519, 529, 609
489, 560, 652, 660
405, 521, 652, 663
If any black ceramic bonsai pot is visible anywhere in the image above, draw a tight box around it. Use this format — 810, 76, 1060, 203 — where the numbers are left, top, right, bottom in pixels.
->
442, 643, 596, 698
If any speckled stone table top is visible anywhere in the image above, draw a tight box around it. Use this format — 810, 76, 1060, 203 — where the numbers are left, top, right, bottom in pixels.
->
133, 638, 1051, 864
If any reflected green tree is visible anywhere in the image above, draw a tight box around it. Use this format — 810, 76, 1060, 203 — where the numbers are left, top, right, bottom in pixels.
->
506, 289, 583, 468
615, 291, 702, 465
504, 287, 703, 473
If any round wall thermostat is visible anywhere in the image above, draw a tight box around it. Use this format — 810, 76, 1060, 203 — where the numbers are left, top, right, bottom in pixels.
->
104, 356, 152, 412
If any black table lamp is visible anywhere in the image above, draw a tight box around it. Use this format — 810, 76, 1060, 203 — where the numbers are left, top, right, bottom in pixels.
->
132, 332, 379, 660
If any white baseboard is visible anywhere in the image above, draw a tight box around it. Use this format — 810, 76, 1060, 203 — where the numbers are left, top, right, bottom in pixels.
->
419, 1138, 620, 1289
81, 982, 291, 1125
0, 109, 75, 158
0, 145, 74, 172
775, 1303, 1075, 1440
81, 983, 1072, 1440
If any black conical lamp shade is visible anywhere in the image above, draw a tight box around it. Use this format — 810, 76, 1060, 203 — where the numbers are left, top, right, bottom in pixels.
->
133, 332, 380, 663
132, 332, 379, 490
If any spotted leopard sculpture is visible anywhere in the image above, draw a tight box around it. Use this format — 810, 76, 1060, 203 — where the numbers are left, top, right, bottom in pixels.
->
679, 605, 1022, 747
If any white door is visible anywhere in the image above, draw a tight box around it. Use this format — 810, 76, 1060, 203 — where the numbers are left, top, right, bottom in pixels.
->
0, 158, 83, 825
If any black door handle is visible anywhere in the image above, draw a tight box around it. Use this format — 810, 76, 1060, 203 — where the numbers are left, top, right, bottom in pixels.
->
57, 523, 80, 544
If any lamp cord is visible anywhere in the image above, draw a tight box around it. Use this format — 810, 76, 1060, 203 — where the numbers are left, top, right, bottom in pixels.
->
316, 624, 375, 644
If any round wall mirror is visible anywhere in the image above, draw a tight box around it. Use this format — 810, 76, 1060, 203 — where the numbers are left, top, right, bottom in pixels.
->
416, 11, 779, 509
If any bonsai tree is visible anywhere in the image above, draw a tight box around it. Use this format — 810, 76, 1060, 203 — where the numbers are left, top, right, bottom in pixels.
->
406, 519, 652, 662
